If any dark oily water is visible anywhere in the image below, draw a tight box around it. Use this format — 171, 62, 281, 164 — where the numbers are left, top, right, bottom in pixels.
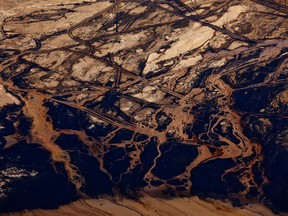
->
0, 0, 288, 214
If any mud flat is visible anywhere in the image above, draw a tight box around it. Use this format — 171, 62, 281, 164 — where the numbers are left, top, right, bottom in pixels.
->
0, 0, 288, 215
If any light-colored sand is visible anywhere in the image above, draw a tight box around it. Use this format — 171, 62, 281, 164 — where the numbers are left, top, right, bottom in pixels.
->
4, 193, 287, 216
0, 84, 20, 108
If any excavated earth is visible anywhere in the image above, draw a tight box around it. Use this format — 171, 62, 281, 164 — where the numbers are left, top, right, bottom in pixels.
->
0, 0, 288, 215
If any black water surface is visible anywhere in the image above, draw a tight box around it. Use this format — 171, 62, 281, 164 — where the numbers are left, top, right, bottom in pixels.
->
0, 141, 78, 212
263, 134, 288, 213
190, 159, 235, 198
152, 142, 198, 180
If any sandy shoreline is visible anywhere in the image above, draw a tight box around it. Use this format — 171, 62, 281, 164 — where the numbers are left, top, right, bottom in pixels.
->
3, 193, 288, 216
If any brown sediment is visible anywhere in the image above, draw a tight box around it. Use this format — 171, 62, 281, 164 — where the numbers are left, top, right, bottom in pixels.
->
0, 0, 288, 213
20, 91, 86, 193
